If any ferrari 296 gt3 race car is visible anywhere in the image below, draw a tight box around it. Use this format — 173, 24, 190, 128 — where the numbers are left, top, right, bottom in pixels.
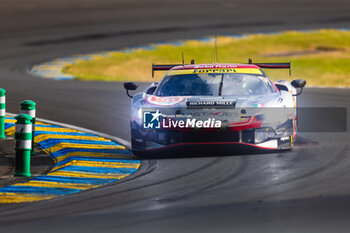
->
124, 61, 306, 155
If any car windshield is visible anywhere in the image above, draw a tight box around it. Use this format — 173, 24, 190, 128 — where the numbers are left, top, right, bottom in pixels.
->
155, 72, 276, 96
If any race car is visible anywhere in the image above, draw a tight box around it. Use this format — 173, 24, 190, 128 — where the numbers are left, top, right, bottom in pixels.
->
124, 60, 306, 155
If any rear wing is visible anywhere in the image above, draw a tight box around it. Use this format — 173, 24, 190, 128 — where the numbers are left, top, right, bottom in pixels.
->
152, 64, 182, 77
248, 58, 291, 75
152, 59, 291, 77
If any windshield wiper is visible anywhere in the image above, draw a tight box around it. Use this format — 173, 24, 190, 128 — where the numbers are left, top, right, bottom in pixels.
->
218, 74, 224, 96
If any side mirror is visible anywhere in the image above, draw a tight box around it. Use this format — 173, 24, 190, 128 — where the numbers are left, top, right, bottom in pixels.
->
291, 79, 306, 96
124, 82, 138, 98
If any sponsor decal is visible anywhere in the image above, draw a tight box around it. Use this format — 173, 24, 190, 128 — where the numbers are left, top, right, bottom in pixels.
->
186, 101, 236, 108
168, 68, 262, 76
146, 96, 185, 106
193, 68, 237, 73
254, 104, 265, 107
194, 64, 239, 69
185, 111, 240, 118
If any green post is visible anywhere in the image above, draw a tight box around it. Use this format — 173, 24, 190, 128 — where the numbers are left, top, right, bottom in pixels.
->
20, 100, 36, 156
14, 114, 32, 177
0, 88, 5, 139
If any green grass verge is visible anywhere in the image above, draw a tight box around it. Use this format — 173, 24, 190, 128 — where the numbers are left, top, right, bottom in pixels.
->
63, 29, 350, 86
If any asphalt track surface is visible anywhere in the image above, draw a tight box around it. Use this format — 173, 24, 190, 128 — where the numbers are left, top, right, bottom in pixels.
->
0, 0, 350, 232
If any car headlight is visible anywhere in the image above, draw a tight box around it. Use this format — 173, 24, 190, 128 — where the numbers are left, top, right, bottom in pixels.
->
255, 127, 276, 144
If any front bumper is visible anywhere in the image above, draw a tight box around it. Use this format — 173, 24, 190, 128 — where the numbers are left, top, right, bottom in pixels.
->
131, 125, 293, 155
